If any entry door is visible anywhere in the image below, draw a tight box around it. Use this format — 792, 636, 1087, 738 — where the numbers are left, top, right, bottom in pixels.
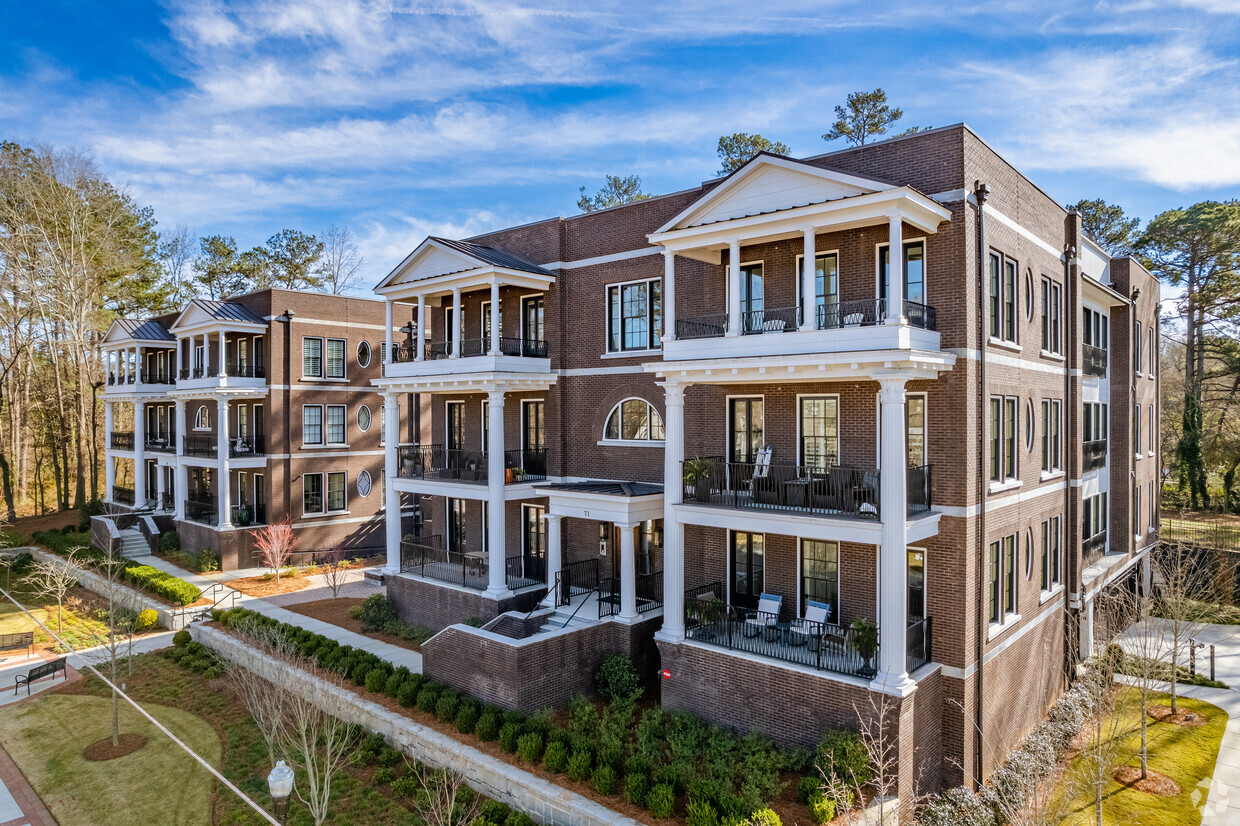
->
728, 397, 764, 464
164, 467, 175, 505
254, 475, 265, 523
522, 296, 544, 352
739, 264, 764, 332
523, 505, 547, 581
908, 549, 926, 624
730, 531, 765, 610
446, 402, 464, 451
522, 400, 546, 474
145, 462, 157, 502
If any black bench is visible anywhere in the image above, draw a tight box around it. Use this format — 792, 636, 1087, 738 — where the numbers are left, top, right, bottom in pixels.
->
14, 657, 67, 695
0, 632, 33, 658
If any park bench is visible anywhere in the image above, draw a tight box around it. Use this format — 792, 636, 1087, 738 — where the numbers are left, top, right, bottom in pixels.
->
0, 631, 33, 658
14, 657, 66, 695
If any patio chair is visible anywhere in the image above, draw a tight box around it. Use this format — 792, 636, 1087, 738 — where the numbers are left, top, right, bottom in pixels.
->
750, 447, 778, 505
788, 600, 831, 647
742, 593, 782, 639
232, 437, 250, 455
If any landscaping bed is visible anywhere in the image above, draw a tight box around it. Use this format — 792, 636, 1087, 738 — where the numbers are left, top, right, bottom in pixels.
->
226, 555, 385, 598
32, 529, 203, 607
282, 596, 427, 652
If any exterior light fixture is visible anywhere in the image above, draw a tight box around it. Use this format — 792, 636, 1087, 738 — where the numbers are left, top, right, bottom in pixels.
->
267, 760, 294, 824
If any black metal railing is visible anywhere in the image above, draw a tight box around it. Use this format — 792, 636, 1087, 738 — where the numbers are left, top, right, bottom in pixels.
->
159, 490, 174, 512
683, 460, 880, 519
229, 504, 267, 526
907, 464, 932, 516
907, 616, 932, 673
185, 498, 217, 525
817, 298, 887, 328
902, 300, 937, 331
682, 581, 875, 678
229, 434, 266, 457
396, 445, 488, 483
505, 556, 542, 590
676, 313, 729, 340
1084, 439, 1107, 471
400, 536, 535, 591
1083, 344, 1107, 378
503, 448, 547, 482
391, 341, 418, 363
499, 336, 548, 358
145, 432, 176, 452
637, 570, 663, 613
110, 431, 134, 450
180, 365, 211, 380
742, 305, 800, 335
224, 361, 265, 378
112, 486, 135, 505
555, 558, 599, 607
140, 369, 176, 385
183, 434, 217, 457
599, 577, 620, 618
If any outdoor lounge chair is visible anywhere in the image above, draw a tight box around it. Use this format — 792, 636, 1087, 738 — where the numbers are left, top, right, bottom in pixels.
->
787, 600, 831, 647
742, 593, 782, 638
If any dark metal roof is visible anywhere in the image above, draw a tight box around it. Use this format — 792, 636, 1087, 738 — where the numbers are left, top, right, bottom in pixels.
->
430, 237, 554, 277
116, 318, 175, 342
192, 299, 267, 325
535, 481, 663, 497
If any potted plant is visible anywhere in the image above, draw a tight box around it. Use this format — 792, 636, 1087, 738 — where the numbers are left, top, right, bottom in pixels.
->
236, 505, 252, 527
683, 457, 715, 502
849, 617, 879, 678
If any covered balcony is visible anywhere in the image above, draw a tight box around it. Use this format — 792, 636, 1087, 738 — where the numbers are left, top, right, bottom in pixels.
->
169, 299, 269, 393
102, 318, 178, 396
396, 445, 548, 485
399, 534, 541, 592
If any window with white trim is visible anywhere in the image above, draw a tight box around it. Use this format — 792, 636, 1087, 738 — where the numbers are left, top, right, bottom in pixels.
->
1148, 328, 1156, 379
1135, 405, 1142, 456
303, 473, 323, 514
1149, 481, 1156, 530
1041, 399, 1062, 473
1135, 483, 1143, 538
303, 337, 323, 378
1040, 277, 1062, 354
1084, 402, 1108, 444
303, 405, 323, 445
1083, 491, 1109, 541
989, 396, 1018, 482
357, 405, 371, 432
799, 396, 839, 469
988, 251, 1017, 343
357, 470, 372, 497
1135, 321, 1143, 373
194, 406, 211, 430
326, 338, 346, 378
1083, 308, 1109, 350
988, 534, 1018, 623
603, 398, 665, 442
606, 278, 661, 352
1149, 405, 1155, 455
357, 341, 372, 368
1040, 515, 1061, 591
326, 405, 346, 445
327, 471, 346, 512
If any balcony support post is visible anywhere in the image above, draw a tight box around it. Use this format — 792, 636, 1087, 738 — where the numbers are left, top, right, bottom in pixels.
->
174, 339, 180, 380
135, 347, 143, 386
489, 281, 501, 355
123, 348, 130, 385
801, 227, 817, 331
485, 388, 507, 597
657, 382, 687, 643
383, 394, 401, 575
663, 249, 677, 343
384, 298, 393, 370
727, 240, 741, 337
450, 288, 462, 359
104, 402, 115, 501
216, 397, 232, 529
415, 295, 425, 362
134, 400, 147, 505
619, 522, 639, 620
156, 459, 167, 510
218, 331, 227, 378
873, 376, 914, 695
541, 513, 563, 607
885, 215, 905, 325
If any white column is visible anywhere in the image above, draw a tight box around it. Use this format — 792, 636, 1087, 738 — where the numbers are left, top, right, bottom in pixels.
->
450, 288, 462, 359
1080, 598, 1095, 659
217, 398, 231, 528
134, 401, 147, 505
123, 348, 130, 384
489, 281, 501, 355
384, 395, 401, 575
885, 215, 904, 324
801, 227, 817, 331
485, 388, 507, 596
135, 348, 144, 385
663, 250, 676, 343
174, 400, 186, 456
873, 376, 913, 695
156, 460, 167, 510
727, 239, 741, 336
657, 383, 687, 642
415, 296, 426, 362
218, 331, 227, 376
384, 298, 394, 370
619, 523, 638, 620
104, 402, 115, 500
541, 514, 563, 607
175, 461, 188, 521
174, 341, 181, 381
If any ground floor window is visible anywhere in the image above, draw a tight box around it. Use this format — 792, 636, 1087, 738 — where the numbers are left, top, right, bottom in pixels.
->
303, 474, 323, 515
800, 539, 839, 624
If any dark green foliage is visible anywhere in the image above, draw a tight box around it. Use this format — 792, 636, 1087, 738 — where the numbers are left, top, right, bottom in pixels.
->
384, 671, 405, 698
376, 746, 401, 768
364, 668, 387, 693
816, 728, 872, 787
173, 629, 191, 648
391, 774, 418, 798
516, 731, 544, 763
480, 799, 511, 824
78, 497, 105, 531
358, 732, 387, 764
592, 764, 618, 796
416, 683, 442, 712
455, 702, 480, 734
498, 722, 522, 754
117, 563, 202, 605
159, 531, 181, 552
436, 692, 461, 723
373, 766, 396, 785
797, 775, 821, 804
686, 798, 719, 826
502, 710, 526, 728
623, 771, 649, 807
505, 812, 535, 826
476, 711, 501, 741
647, 783, 676, 818
355, 592, 432, 642
351, 661, 372, 686
566, 749, 593, 782
542, 739, 569, 773
595, 653, 643, 701
397, 679, 420, 708
464, 616, 485, 628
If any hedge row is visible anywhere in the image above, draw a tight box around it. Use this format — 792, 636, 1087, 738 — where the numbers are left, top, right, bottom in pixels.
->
33, 530, 203, 607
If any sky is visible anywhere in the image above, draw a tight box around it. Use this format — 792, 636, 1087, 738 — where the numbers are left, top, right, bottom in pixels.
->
2, 0, 1239, 294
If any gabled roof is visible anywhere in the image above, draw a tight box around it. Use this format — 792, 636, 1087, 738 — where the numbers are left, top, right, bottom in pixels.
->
375, 236, 553, 293
431, 238, 553, 277
536, 481, 663, 497
105, 318, 175, 344
170, 298, 267, 332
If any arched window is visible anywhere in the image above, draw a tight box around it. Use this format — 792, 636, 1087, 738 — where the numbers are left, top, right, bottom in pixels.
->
194, 406, 210, 430
603, 398, 664, 442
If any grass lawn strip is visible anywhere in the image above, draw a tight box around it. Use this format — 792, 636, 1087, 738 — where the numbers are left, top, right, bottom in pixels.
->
1053, 689, 1225, 825
0, 693, 219, 826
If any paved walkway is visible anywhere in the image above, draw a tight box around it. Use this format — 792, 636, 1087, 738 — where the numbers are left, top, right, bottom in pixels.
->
141, 557, 422, 672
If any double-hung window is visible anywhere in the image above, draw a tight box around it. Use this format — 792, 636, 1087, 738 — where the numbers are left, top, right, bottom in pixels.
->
990, 396, 1018, 482
326, 338, 346, 379
303, 405, 323, 446
1083, 309, 1109, 351
606, 278, 662, 352
1084, 402, 1109, 444
989, 252, 1018, 343
303, 337, 323, 378
1149, 405, 1155, 455
1040, 516, 1061, 591
988, 534, 1018, 624
1135, 321, 1143, 374
1040, 277, 1062, 354
303, 473, 323, 514
1135, 406, 1142, 456
1041, 399, 1062, 473
799, 396, 839, 469
1135, 483, 1143, 538
327, 471, 346, 512
1148, 329, 1156, 379
326, 405, 346, 445
1083, 491, 1109, 541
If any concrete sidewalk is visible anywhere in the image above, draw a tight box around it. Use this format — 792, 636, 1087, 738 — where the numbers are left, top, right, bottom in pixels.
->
140, 556, 422, 672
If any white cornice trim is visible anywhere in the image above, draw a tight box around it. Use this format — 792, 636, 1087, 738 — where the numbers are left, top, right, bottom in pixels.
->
541, 248, 661, 270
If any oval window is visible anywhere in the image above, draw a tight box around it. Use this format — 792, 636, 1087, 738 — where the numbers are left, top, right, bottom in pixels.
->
357, 341, 372, 368
357, 470, 373, 497
1025, 529, 1034, 580
1024, 270, 1034, 321
1025, 401, 1034, 451
358, 405, 372, 432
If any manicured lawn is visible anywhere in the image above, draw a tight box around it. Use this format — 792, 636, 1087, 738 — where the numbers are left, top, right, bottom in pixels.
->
0, 571, 113, 653
1054, 690, 1225, 825
0, 694, 220, 826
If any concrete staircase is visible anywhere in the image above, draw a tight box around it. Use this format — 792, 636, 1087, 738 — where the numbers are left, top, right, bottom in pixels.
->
116, 528, 150, 559
539, 593, 600, 633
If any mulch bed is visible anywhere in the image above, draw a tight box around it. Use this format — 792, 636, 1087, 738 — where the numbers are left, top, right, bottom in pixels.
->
280, 598, 423, 652
227, 576, 312, 598
83, 732, 148, 761
1147, 704, 1207, 726
1113, 765, 1181, 796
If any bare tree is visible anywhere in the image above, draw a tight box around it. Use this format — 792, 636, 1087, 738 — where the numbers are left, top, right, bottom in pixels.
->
27, 547, 84, 633
316, 225, 365, 295
320, 545, 349, 599
412, 766, 482, 826
228, 618, 295, 766
1110, 579, 1169, 781
1150, 537, 1211, 713
255, 518, 297, 583
854, 694, 900, 825
281, 656, 361, 825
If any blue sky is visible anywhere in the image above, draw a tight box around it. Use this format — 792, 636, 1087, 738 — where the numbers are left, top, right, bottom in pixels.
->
2, 1, 1239, 292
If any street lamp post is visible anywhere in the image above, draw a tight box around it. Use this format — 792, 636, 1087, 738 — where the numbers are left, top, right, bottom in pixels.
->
267, 760, 294, 825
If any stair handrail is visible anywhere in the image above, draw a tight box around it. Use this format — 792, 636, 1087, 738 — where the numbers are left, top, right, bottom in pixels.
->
557, 581, 605, 629
522, 572, 559, 622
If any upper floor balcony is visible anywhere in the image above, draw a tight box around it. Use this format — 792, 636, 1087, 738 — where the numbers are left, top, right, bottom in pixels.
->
396, 445, 548, 485
1083, 344, 1108, 378
169, 299, 269, 395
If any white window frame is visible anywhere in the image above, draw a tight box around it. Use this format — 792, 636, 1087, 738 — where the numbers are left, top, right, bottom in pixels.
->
796, 393, 841, 469
604, 277, 662, 354
987, 250, 1019, 345
1040, 276, 1063, 356
325, 470, 347, 514
357, 405, 372, 433
357, 469, 373, 498
989, 395, 1019, 485
325, 404, 347, 446
302, 337, 324, 379
1135, 405, 1142, 458
482, 399, 489, 452
1041, 399, 1063, 476
303, 404, 324, 446
303, 472, 324, 515
1135, 321, 1144, 374
325, 337, 347, 380
1149, 405, 1156, 457
600, 397, 666, 445
796, 538, 841, 627
1148, 328, 1156, 381
194, 405, 211, 431
1135, 483, 1143, 540
357, 340, 372, 368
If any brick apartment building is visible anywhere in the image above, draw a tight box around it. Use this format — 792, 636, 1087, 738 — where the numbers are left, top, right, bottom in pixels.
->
101, 288, 416, 570
371, 124, 1159, 804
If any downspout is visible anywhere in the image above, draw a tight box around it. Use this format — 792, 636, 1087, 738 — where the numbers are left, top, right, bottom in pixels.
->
1063, 221, 1078, 682
276, 310, 294, 520
973, 180, 990, 789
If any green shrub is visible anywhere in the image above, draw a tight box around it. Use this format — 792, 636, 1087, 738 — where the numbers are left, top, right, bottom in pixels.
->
796, 775, 820, 804
416, 684, 442, 712
358, 732, 387, 763
436, 692, 461, 722
377, 747, 401, 768
391, 774, 418, 798
596, 653, 643, 701
373, 766, 396, 785
647, 783, 675, 819
480, 800, 511, 824
686, 798, 719, 826
352, 662, 372, 686
816, 728, 872, 787
465, 616, 484, 628
748, 809, 780, 826
566, 749, 593, 782
78, 497, 105, 531
498, 722, 522, 754
159, 532, 181, 552
542, 739, 569, 773
808, 794, 835, 825
502, 710, 527, 728
505, 812, 535, 826
592, 764, 618, 796
365, 668, 388, 693
134, 609, 159, 631
624, 772, 649, 807
516, 731, 543, 763
476, 711, 501, 741
359, 593, 399, 629
196, 549, 219, 572
384, 671, 406, 697
173, 628, 192, 647
117, 563, 202, 606
397, 680, 420, 708
455, 703, 480, 734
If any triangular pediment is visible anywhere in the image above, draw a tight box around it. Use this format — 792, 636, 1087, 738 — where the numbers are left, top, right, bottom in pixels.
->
103, 321, 136, 345
170, 300, 228, 332
657, 154, 894, 234
378, 238, 488, 290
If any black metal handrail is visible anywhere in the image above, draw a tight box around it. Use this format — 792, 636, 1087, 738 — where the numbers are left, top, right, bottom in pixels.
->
556, 558, 599, 607
1084, 439, 1107, 471
503, 448, 547, 482
185, 499, 217, 524
599, 577, 619, 618
400, 535, 535, 591
184, 434, 217, 457
224, 361, 266, 378
676, 312, 729, 340
145, 431, 176, 452
742, 305, 799, 335
902, 300, 937, 331
907, 616, 932, 673
816, 298, 887, 329
110, 431, 134, 450
1083, 344, 1107, 378
498, 336, 548, 358
112, 486, 135, 505
229, 434, 266, 457
683, 460, 880, 519
636, 570, 663, 613
391, 341, 419, 363
505, 556, 542, 590
907, 464, 932, 516
179, 365, 211, 380
159, 490, 174, 512
139, 369, 176, 385
396, 445, 488, 483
